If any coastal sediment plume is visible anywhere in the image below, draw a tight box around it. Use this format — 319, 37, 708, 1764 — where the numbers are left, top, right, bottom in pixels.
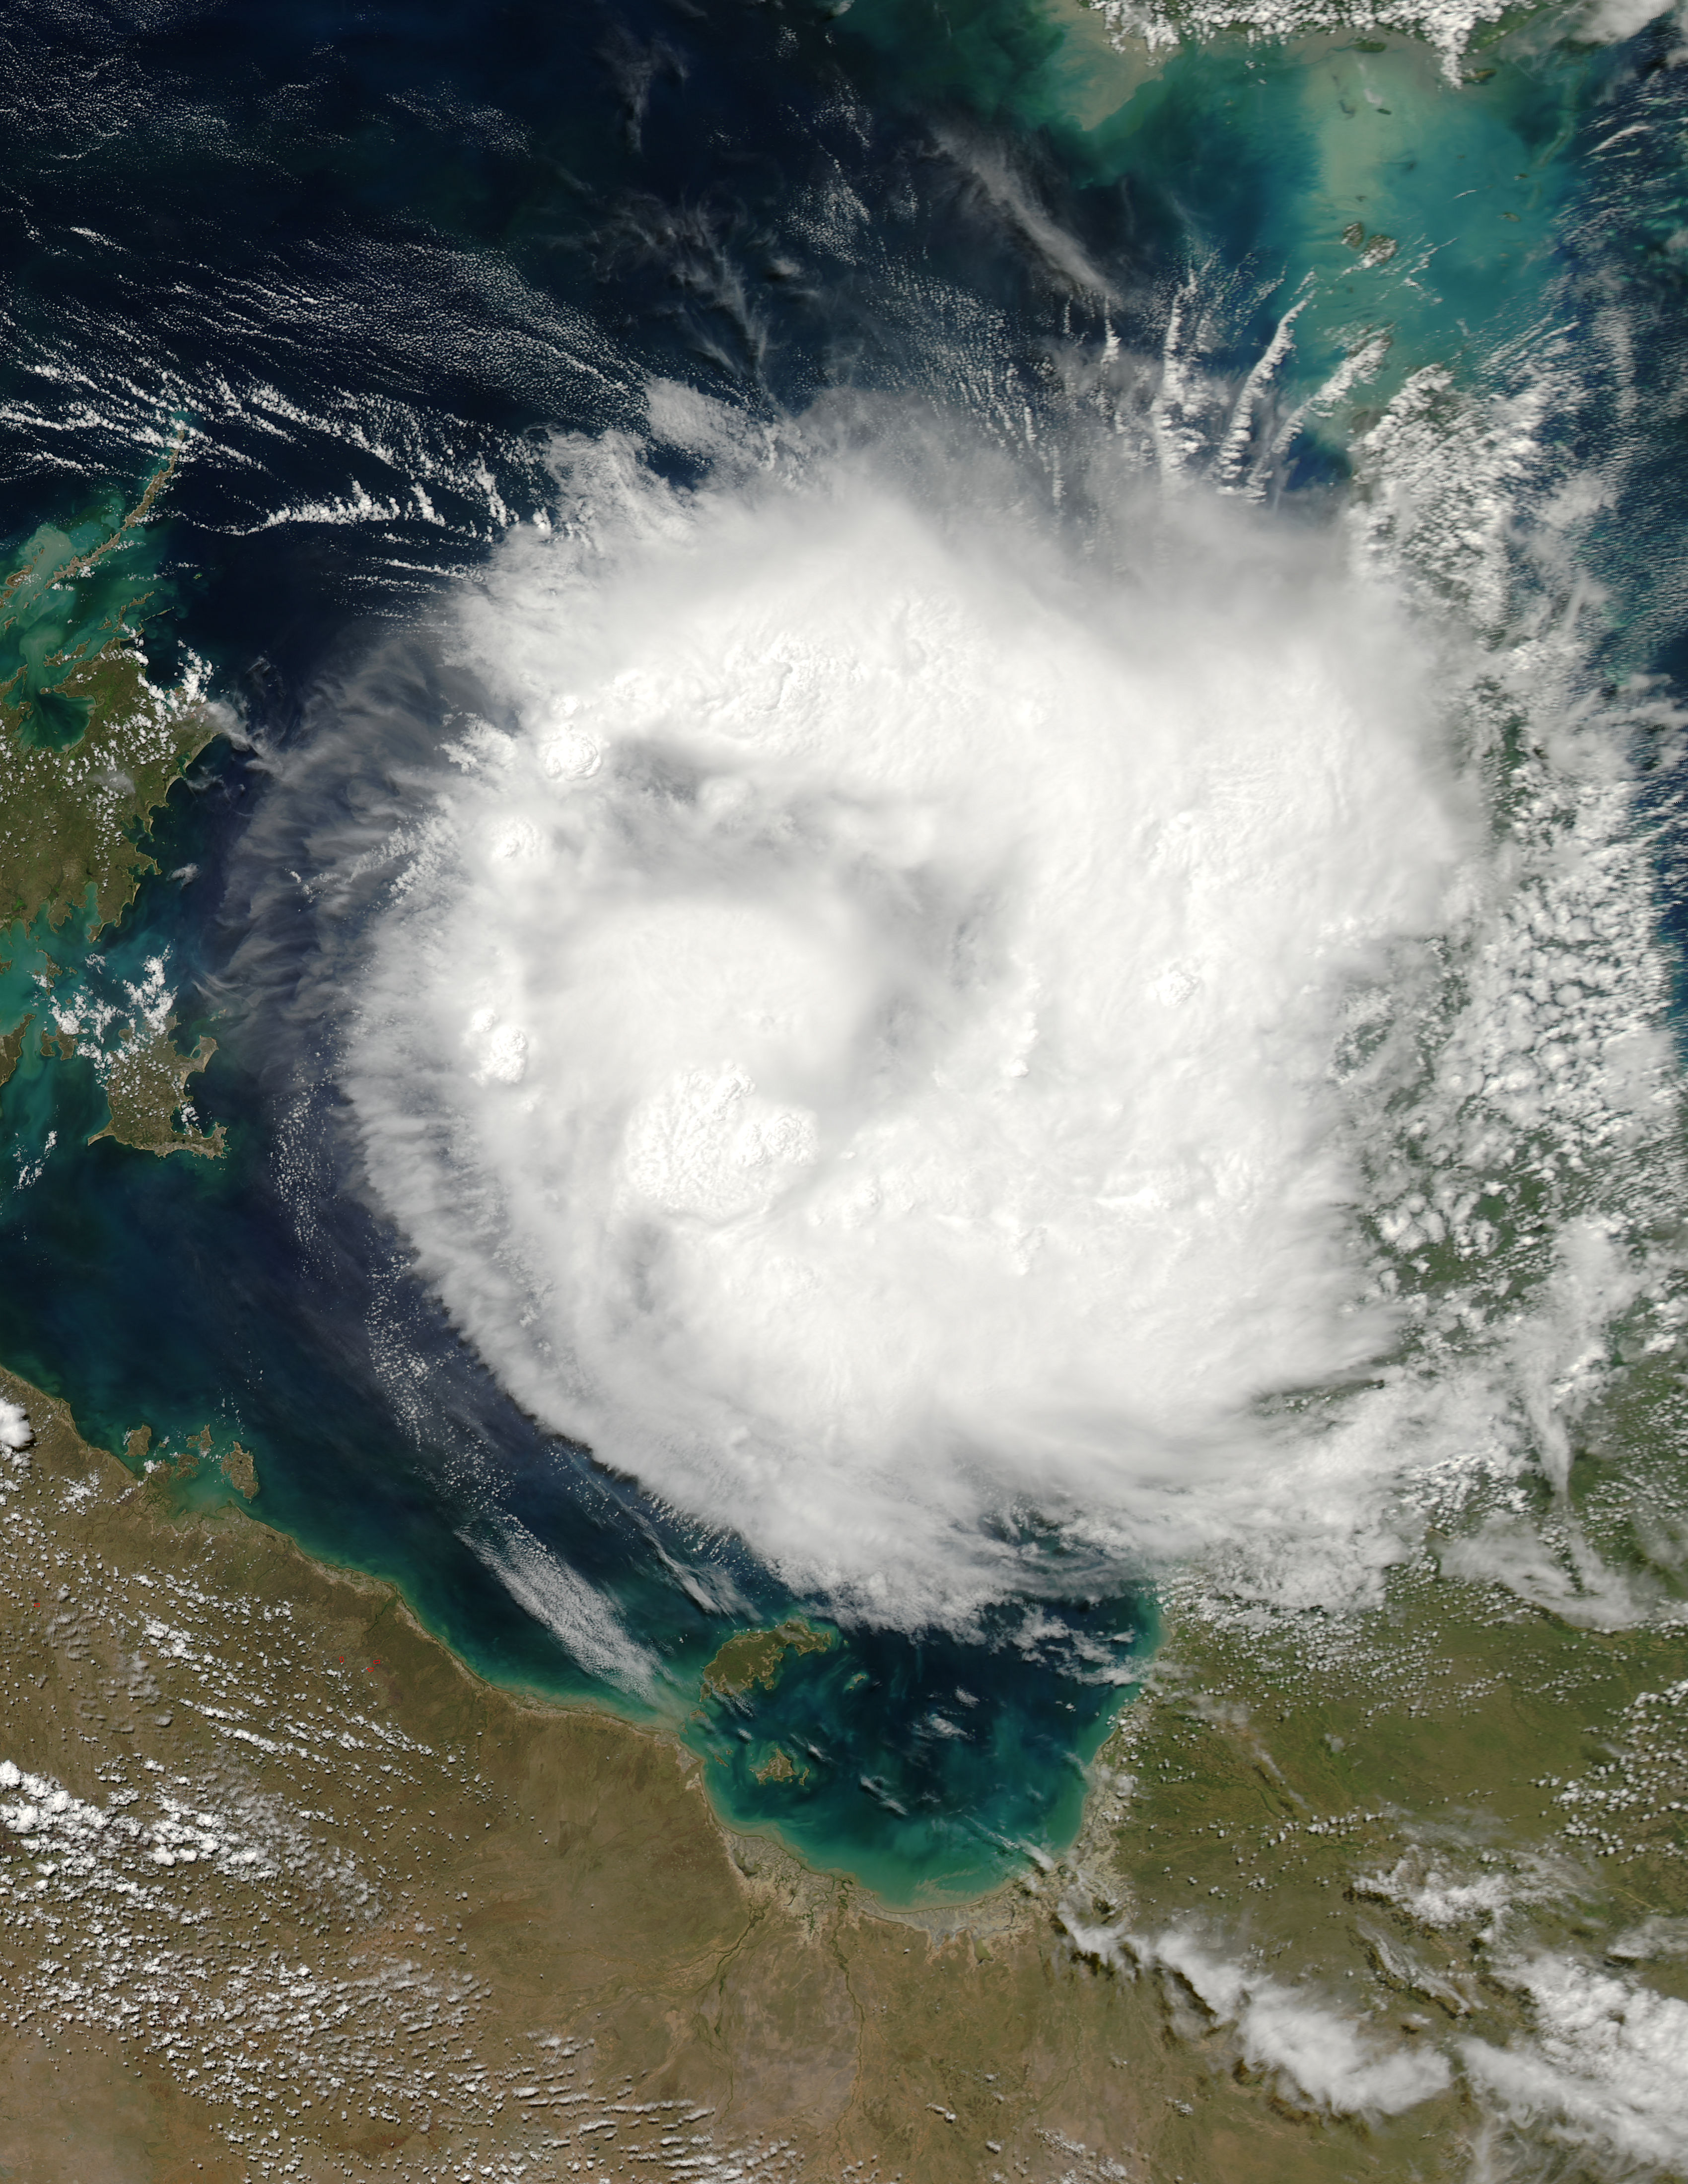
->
342, 400, 1477, 1623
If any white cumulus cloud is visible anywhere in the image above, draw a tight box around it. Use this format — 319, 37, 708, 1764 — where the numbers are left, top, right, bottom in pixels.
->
1062, 1914, 1451, 2116
1464, 1955, 1688, 2173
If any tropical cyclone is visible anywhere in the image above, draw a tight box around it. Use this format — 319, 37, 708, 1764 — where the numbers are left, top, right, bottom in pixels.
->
346, 429, 1470, 1624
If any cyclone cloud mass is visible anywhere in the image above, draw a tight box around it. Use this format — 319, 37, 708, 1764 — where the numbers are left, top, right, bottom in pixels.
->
340, 397, 1477, 1626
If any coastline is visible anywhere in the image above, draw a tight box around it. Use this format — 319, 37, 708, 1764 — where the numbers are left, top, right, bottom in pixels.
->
0, 1359, 1159, 2182
9, 1354, 1685, 2182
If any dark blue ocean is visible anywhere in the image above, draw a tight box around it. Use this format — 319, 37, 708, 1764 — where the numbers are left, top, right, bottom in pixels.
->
2, 0, 1688, 1902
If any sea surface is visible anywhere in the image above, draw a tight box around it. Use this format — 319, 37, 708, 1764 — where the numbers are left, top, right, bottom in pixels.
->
1, 0, 1687, 1903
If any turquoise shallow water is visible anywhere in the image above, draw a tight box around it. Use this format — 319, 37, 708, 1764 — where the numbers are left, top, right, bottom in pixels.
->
0, 0, 1686, 1903
835, 0, 1581, 397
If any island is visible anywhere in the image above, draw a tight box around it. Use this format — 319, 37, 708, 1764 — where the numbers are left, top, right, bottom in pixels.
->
700, 1615, 838, 1701
0, 439, 228, 1154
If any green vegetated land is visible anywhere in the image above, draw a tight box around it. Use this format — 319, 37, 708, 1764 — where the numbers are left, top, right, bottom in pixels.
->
2, 1362, 1685, 2183
0, 437, 226, 1156
0, 459, 1680, 2177
700, 1618, 841, 1790
86, 1023, 224, 1159
1063, 1406, 1688, 2177
699, 1615, 838, 1699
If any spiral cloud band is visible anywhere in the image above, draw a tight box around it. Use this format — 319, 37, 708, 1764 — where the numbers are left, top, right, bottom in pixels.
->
343, 411, 1473, 1623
